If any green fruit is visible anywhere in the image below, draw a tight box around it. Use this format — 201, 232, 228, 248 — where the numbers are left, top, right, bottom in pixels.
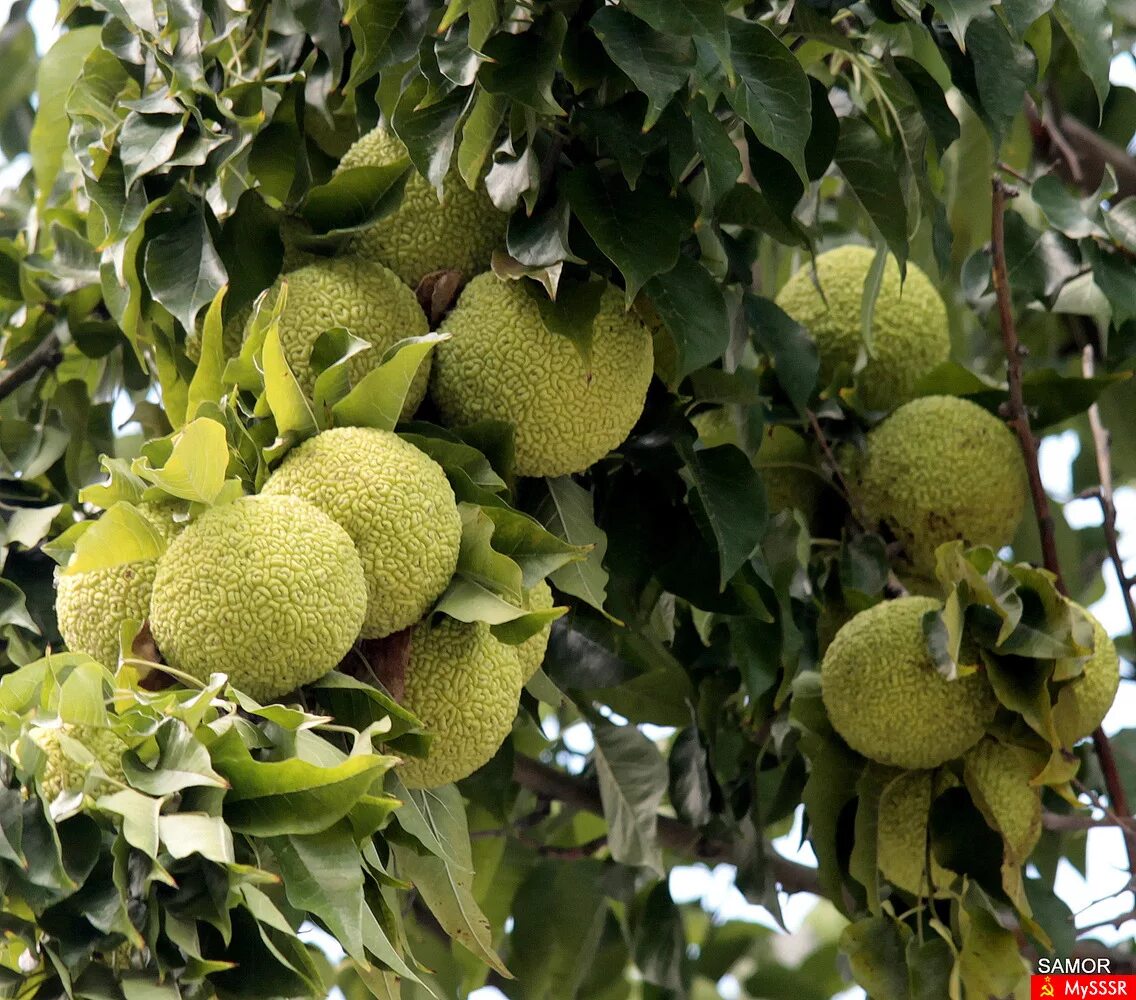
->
516, 581, 555, 682
877, 769, 958, 897
432, 275, 654, 476
963, 737, 1044, 863
774, 245, 950, 411
255, 256, 429, 411
857, 396, 1027, 574
821, 596, 998, 769
29, 724, 127, 801
756, 425, 821, 517
398, 617, 522, 789
337, 125, 507, 287
1054, 606, 1121, 745
185, 303, 249, 364
262, 427, 462, 639
150, 495, 367, 701
55, 502, 181, 667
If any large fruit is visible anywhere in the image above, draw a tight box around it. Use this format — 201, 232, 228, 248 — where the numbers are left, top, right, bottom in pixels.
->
254, 256, 429, 410
774, 245, 950, 411
262, 428, 462, 639
515, 581, 555, 682
821, 596, 998, 769
28, 724, 127, 800
1053, 606, 1121, 745
857, 395, 1027, 574
337, 125, 507, 287
55, 502, 181, 667
432, 275, 654, 476
398, 617, 522, 789
150, 495, 366, 701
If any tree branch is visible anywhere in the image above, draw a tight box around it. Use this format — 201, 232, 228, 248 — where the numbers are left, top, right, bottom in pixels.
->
991, 177, 1136, 887
512, 753, 821, 896
990, 177, 1065, 595
0, 332, 63, 403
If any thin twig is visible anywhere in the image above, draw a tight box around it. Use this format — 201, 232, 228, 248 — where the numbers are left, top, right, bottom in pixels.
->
996, 161, 1031, 184
0, 332, 63, 403
992, 177, 1136, 889
990, 177, 1066, 596
1081, 345, 1136, 636
512, 754, 822, 895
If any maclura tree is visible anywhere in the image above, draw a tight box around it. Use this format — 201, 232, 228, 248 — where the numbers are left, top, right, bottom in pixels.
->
1, 1, 1135, 998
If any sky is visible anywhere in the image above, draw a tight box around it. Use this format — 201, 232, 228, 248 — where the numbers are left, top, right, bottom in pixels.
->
1, 2, 1134, 996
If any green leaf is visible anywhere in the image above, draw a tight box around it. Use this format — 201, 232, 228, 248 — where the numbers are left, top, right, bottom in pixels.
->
187, 287, 229, 421
631, 881, 687, 991
684, 444, 767, 588
535, 477, 611, 615
96, 789, 161, 857
29, 28, 101, 214
331, 334, 446, 432
207, 728, 397, 836
834, 118, 909, 268
262, 320, 318, 439
1032, 174, 1107, 239
726, 19, 811, 183
272, 822, 368, 962
622, 0, 731, 72
590, 8, 694, 132
840, 917, 911, 1000
563, 166, 685, 303
645, 256, 730, 378
959, 905, 1029, 998
458, 87, 507, 189
143, 208, 229, 335
477, 504, 589, 588
158, 813, 235, 863
452, 503, 524, 602
62, 502, 166, 576
131, 417, 231, 504
746, 296, 819, 413
478, 12, 567, 117
300, 163, 411, 235
964, 12, 1037, 148
57, 661, 110, 726
892, 57, 961, 157
933, 0, 992, 48
592, 717, 667, 875
1053, 0, 1111, 115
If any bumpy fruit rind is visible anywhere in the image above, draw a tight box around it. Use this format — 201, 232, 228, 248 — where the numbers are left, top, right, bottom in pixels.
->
29, 724, 127, 800
774, 245, 950, 412
150, 495, 367, 701
338, 125, 507, 288
55, 502, 182, 667
262, 427, 461, 638
398, 617, 522, 789
821, 596, 998, 769
432, 275, 654, 476
877, 769, 958, 897
857, 395, 1028, 574
515, 581, 555, 682
255, 256, 429, 412
963, 737, 1044, 863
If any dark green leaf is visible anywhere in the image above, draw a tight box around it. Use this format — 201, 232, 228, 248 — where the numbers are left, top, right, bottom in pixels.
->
592, 717, 667, 875
683, 444, 766, 587
645, 256, 730, 378
834, 117, 909, 267
1053, 0, 1111, 114
479, 13, 567, 116
143, 208, 228, 334
964, 12, 1037, 147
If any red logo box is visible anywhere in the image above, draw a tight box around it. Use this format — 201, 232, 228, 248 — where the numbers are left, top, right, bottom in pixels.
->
1031, 975, 1136, 998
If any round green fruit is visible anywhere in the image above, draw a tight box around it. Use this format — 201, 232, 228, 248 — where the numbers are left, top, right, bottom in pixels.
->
857, 396, 1027, 574
877, 769, 958, 897
1053, 606, 1120, 745
432, 275, 654, 476
338, 125, 507, 287
821, 596, 998, 769
962, 737, 1044, 863
150, 495, 367, 701
262, 427, 462, 639
29, 724, 127, 801
774, 245, 950, 412
398, 617, 523, 789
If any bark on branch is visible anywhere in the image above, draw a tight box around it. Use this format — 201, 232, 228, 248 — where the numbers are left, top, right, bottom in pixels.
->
0, 332, 63, 403
512, 753, 822, 896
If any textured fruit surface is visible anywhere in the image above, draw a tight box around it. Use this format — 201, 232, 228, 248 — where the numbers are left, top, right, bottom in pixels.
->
55, 502, 182, 667
774, 245, 950, 411
963, 737, 1043, 862
877, 770, 956, 897
858, 396, 1027, 574
150, 495, 366, 701
262, 427, 461, 638
432, 275, 654, 476
30, 724, 127, 800
255, 257, 429, 410
338, 126, 507, 287
756, 425, 821, 517
399, 617, 522, 789
1054, 606, 1121, 745
821, 596, 998, 768
516, 581, 555, 681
